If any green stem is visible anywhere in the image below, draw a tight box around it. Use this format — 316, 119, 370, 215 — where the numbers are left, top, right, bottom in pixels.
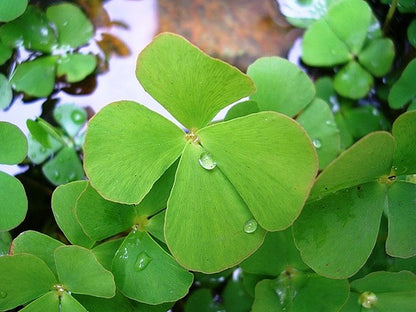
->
383, 0, 399, 35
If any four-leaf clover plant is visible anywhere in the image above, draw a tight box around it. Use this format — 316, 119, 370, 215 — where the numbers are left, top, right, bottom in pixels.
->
83, 33, 319, 273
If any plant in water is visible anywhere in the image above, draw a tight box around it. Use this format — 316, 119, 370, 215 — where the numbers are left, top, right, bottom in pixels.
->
1, 1, 416, 309
0, 2, 96, 101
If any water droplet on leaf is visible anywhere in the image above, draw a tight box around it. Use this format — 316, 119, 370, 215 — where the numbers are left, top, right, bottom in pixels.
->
244, 219, 258, 234
54, 171, 60, 178
135, 251, 152, 271
312, 139, 322, 149
199, 152, 216, 170
71, 111, 85, 124
358, 291, 377, 308
40, 146, 47, 153
0, 291, 7, 298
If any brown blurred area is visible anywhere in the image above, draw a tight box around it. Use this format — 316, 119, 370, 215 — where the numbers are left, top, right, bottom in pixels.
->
158, 0, 303, 71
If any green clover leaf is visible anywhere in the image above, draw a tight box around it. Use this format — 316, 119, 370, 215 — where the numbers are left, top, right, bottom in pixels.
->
293, 111, 416, 278
84, 33, 318, 273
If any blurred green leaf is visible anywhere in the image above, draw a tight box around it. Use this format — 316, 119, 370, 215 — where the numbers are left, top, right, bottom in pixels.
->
247, 57, 315, 117
358, 38, 395, 77
408, 19, 416, 48
184, 288, 225, 312
0, 121, 27, 165
0, 74, 12, 109
0, 5, 56, 52
0, 0, 28, 22
53, 103, 87, 137
57, 54, 97, 83
389, 59, 416, 109
0, 39, 12, 65
224, 100, 259, 121
42, 147, 85, 186
333, 61, 373, 99
11, 56, 58, 97
46, 2, 94, 49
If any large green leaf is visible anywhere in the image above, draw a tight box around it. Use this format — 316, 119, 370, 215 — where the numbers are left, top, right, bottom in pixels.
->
348, 271, 416, 311
0, 254, 57, 311
198, 112, 318, 230
388, 59, 416, 109
19, 292, 59, 312
0, 0, 28, 22
293, 183, 386, 278
10, 56, 58, 98
84, 100, 185, 204
392, 110, 416, 174
0, 74, 12, 109
51, 181, 95, 248
165, 142, 266, 273
247, 57, 315, 117
296, 98, 341, 169
0, 121, 27, 165
386, 182, 416, 258
112, 230, 193, 304
46, 3, 93, 49
136, 33, 256, 130
11, 230, 64, 275
0, 171, 27, 231
54, 245, 115, 298
310, 131, 395, 199
0, 6, 56, 52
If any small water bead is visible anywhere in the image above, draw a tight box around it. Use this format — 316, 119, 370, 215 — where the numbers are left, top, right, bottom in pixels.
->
358, 291, 378, 309
243, 219, 258, 234
135, 251, 152, 271
199, 152, 216, 170
70, 110, 86, 124
312, 139, 322, 149
0, 291, 7, 298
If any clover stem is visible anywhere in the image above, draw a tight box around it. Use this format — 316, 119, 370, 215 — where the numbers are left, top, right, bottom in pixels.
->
382, 0, 398, 36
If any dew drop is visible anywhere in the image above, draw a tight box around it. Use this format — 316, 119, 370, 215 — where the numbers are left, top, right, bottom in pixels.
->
53, 171, 60, 178
199, 152, 216, 170
358, 291, 377, 308
70, 111, 85, 124
0, 291, 7, 299
312, 139, 322, 149
244, 219, 258, 234
135, 251, 152, 271
39, 146, 47, 153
